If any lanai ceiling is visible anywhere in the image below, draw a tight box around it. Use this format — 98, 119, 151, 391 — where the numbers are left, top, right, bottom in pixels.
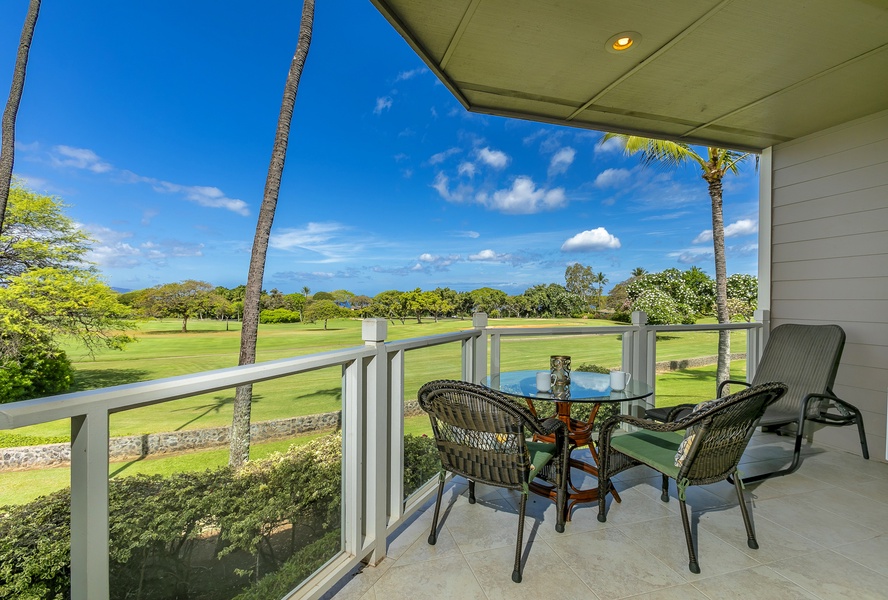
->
370, 0, 888, 151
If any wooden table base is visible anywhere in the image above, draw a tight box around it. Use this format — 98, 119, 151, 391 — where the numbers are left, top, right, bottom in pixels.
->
528, 401, 620, 521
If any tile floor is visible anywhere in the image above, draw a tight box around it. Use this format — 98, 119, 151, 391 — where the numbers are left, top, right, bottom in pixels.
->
326, 432, 888, 600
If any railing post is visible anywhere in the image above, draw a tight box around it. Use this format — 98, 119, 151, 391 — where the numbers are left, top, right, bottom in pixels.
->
70, 410, 110, 600
362, 319, 389, 565
749, 309, 770, 382
342, 354, 365, 558
630, 311, 654, 396
471, 312, 488, 383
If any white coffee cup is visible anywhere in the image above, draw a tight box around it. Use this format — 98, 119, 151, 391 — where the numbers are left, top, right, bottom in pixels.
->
536, 371, 551, 392
610, 370, 631, 391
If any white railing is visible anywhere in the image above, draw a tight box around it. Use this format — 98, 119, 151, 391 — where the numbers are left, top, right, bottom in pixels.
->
0, 312, 767, 600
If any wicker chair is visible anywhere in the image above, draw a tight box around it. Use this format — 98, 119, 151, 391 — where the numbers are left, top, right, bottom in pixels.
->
647, 324, 869, 482
597, 382, 787, 574
418, 380, 570, 583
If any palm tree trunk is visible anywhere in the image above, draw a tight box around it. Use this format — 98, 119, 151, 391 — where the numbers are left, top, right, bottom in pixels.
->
0, 0, 41, 233
707, 170, 731, 391
229, 0, 314, 468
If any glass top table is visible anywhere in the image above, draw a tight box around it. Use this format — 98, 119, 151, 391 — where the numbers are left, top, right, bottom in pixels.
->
485, 370, 653, 404
484, 370, 654, 520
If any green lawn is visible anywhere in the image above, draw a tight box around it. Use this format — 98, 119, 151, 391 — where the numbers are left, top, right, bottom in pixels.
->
7, 317, 748, 441
0, 317, 751, 505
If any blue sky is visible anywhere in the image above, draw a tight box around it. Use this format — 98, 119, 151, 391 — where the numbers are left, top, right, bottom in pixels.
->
1, 0, 759, 297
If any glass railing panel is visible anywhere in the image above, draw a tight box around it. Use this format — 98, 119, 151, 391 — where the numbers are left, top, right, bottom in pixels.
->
401, 344, 461, 501
497, 331, 625, 373
650, 327, 750, 411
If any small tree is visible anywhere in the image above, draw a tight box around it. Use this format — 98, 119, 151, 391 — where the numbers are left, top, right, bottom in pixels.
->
564, 263, 595, 310
134, 280, 219, 332
303, 299, 348, 329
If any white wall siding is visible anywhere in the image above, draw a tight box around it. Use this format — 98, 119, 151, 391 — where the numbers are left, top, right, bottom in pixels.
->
770, 109, 888, 460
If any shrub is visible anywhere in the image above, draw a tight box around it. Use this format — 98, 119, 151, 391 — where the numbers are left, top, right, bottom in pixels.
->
0, 342, 73, 404
258, 308, 301, 324
0, 430, 445, 599
403, 434, 441, 497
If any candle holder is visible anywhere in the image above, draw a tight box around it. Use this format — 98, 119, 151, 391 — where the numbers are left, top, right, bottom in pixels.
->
550, 355, 571, 387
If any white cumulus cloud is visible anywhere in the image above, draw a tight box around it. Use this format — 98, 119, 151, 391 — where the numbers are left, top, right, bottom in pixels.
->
561, 227, 621, 252
51, 145, 113, 173
594, 168, 632, 188
548, 147, 575, 176
374, 96, 393, 114
477, 147, 509, 169
477, 176, 566, 214
428, 147, 461, 165
693, 218, 758, 244
458, 161, 476, 177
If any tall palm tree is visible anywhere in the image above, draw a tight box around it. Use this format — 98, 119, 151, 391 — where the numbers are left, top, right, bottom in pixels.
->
631, 267, 647, 278
301, 285, 311, 298
0, 0, 41, 232
594, 271, 608, 311
603, 134, 751, 389
229, 0, 315, 468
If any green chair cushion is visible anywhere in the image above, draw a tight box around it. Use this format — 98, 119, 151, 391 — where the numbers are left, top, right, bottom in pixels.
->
609, 430, 684, 478
526, 440, 557, 482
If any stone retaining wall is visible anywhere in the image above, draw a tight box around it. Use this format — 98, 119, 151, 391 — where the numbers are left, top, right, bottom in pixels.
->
0, 401, 428, 472
0, 352, 744, 472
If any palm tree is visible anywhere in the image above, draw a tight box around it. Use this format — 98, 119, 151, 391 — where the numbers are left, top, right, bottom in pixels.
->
631, 267, 647, 278
602, 134, 751, 390
301, 285, 311, 298
229, 0, 315, 468
0, 0, 41, 232
594, 271, 608, 311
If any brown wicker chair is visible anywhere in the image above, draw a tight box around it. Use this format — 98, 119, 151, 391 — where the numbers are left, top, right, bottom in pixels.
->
647, 324, 869, 482
418, 380, 570, 583
597, 382, 787, 574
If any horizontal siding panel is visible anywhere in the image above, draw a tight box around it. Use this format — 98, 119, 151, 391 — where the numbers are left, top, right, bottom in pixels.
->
815, 425, 884, 455
772, 161, 888, 206
841, 343, 888, 371
773, 207, 888, 240
772, 186, 888, 225
771, 231, 887, 261
772, 256, 888, 280
770, 277, 888, 300
769, 306, 888, 330
773, 138, 888, 189
771, 109, 888, 169
836, 365, 888, 396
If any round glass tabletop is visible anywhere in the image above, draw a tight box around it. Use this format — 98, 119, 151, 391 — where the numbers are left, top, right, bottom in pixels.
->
485, 370, 653, 404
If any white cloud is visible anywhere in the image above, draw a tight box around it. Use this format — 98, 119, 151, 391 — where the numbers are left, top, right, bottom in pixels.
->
725, 218, 758, 237
395, 68, 428, 81
594, 136, 624, 154
693, 218, 758, 244
468, 249, 512, 262
548, 147, 576, 176
456, 230, 480, 238
51, 145, 113, 173
477, 146, 509, 169
271, 222, 346, 248
432, 172, 473, 202
152, 181, 249, 216
477, 176, 566, 214
457, 161, 476, 177
594, 168, 632, 188
428, 147, 461, 165
561, 227, 621, 252
373, 96, 393, 114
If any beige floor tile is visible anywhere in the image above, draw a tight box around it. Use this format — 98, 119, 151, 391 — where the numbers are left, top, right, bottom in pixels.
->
791, 485, 888, 533
741, 470, 833, 501
690, 565, 819, 599
547, 526, 687, 598
697, 507, 825, 563
623, 583, 710, 599
618, 515, 761, 579
833, 534, 888, 577
846, 476, 888, 504
466, 540, 598, 599
372, 553, 487, 600
754, 493, 878, 547
769, 549, 888, 600
325, 561, 393, 600
441, 494, 534, 555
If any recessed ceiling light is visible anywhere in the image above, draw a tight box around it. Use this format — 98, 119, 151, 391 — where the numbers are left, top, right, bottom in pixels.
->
606, 31, 642, 53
